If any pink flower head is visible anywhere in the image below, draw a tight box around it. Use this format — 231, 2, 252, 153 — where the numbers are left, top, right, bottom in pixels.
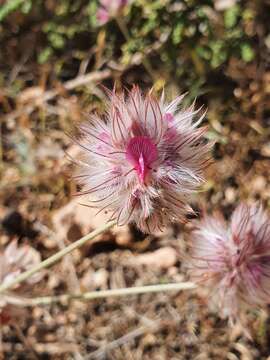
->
74, 86, 211, 233
97, 0, 128, 25
188, 204, 270, 323
0, 241, 43, 324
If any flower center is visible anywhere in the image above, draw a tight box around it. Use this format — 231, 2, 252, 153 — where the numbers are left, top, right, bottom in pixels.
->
126, 136, 158, 183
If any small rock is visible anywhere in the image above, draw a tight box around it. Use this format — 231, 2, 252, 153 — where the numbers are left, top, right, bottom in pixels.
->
261, 143, 270, 157
134, 247, 177, 269
225, 187, 236, 204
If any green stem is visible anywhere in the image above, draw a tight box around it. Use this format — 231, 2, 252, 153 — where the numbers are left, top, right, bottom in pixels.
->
141, 57, 157, 82
0, 220, 117, 294
115, 16, 130, 43
9, 282, 197, 307
115, 16, 157, 81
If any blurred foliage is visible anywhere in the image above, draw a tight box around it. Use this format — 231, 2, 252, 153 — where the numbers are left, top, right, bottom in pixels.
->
0, 0, 262, 89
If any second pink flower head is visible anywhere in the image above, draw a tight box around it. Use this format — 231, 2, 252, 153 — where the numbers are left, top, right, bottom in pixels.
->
189, 203, 270, 323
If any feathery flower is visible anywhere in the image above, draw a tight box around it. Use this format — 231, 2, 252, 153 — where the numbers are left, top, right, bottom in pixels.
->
97, 0, 128, 25
0, 241, 43, 324
188, 204, 270, 323
74, 86, 211, 233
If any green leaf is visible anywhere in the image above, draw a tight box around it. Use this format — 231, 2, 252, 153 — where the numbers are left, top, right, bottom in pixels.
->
21, 0, 32, 14
224, 5, 240, 29
172, 23, 184, 45
38, 47, 53, 64
48, 32, 65, 49
241, 43, 255, 62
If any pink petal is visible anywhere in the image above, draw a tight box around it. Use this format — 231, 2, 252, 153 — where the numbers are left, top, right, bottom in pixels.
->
126, 136, 158, 183
163, 112, 174, 123
97, 8, 110, 25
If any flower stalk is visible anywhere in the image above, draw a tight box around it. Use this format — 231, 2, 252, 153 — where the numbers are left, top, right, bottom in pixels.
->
7, 282, 197, 307
0, 220, 117, 294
